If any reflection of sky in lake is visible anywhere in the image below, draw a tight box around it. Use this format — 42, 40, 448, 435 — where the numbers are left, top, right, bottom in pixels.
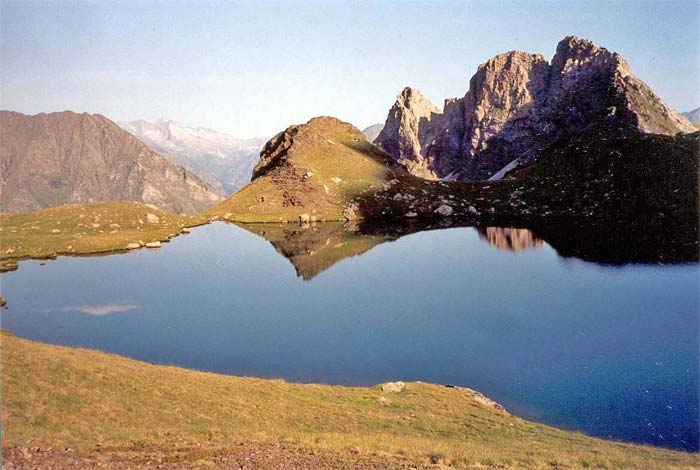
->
41, 303, 142, 316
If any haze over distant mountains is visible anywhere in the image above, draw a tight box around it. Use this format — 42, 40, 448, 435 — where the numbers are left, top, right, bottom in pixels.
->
0, 111, 223, 214
682, 107, 700, 125
119, 119, 266, 195
375, 36, 695, 181
361, 124, 384, 143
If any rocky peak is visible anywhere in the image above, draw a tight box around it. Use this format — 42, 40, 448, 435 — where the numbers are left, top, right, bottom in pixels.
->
551, 36, 625, 75
374, 87, 441, 177
379, 36, 696, 181
461, 51, 550, 156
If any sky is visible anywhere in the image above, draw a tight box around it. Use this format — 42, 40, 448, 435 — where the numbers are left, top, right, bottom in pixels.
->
2, 0, 699, 137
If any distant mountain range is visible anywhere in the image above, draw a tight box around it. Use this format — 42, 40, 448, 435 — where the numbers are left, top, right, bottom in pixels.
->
682, 107, 700, 125
361, 123, 384, 142
119, 119, 266, 195
375, 36, 696, 180
0, 111, 223, 214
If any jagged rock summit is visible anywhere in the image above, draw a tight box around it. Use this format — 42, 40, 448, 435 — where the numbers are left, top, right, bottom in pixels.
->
0, 111, 224, 214
375, 36, 695, 181
374, 87, 441, 177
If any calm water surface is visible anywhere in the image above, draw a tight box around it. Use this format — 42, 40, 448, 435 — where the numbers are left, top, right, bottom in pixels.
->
1, 222, 698, 451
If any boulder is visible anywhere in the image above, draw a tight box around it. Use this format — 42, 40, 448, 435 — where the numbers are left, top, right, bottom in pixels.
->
146, 213, 160, 224
126, 242, 141, 250
145, 241, 161, 248
435, 204, 453, 216
381, 381, 405, 393
342, 207, 357, 221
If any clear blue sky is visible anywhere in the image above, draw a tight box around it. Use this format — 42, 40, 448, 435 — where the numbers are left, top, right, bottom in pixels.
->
2, 0, 698, 137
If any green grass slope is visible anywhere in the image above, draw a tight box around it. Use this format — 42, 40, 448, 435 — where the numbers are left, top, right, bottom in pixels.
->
207, 117, 406, 223
0, 201, 205, 264
2, 332, 698, 469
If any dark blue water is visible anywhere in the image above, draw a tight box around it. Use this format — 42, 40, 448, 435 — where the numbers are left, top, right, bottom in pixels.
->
1, 222, 698, 451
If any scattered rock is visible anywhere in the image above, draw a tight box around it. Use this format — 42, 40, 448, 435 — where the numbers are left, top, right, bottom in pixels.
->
303, 171, 314, 179
146, 213, 160, 224
145, 241, 161, 248
181, 228, 191, 234
381, 381, 405, 393
392, 193, 403, 201
51, 229, 61, 233
331, 177, 342, 184
342, 206, 357, 221
377, 396, 390, 406
404, 212, 418, 218
0, 261, 18, 273
126, 243, 141, 250
299, 213, 310, 224
468, 206, 479, 215
435, 204, 453, 216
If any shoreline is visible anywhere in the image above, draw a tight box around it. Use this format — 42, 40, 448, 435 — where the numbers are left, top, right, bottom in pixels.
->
2, 331, 698, 469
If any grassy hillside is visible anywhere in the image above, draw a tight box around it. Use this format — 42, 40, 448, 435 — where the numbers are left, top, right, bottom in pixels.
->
0, 201, 205, 264
2, 331, 698, 469
207, 117, 407, 223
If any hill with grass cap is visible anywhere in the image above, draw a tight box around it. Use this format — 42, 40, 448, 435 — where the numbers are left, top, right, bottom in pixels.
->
208, 116, 410, 223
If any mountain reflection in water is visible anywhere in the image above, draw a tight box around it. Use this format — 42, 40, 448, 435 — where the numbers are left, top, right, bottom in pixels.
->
476, 227, 546, 252
236, 215, 696, 281
236, 221, 633, 280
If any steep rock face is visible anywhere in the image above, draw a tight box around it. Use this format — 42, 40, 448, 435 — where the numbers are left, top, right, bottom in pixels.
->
377, 36, 695, 180
428, 51, 551, 179
119, 119, 265, 194
0, 111, 224, 214
374, 87, 441, 178
545, 36, 692, 136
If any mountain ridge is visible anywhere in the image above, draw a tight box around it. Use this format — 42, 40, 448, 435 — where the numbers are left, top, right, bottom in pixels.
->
0, 110, 224, 214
